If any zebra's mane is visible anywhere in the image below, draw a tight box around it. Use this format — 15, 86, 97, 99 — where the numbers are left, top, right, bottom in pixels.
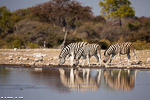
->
59, 43, 72, 58
59, 42, 88, 58
104, 44, 113, 56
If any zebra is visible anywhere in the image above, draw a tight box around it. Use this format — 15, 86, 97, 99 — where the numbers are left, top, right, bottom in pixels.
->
58, 42, 89, 66
73, 43, 101, 66
103, 42, 137, 64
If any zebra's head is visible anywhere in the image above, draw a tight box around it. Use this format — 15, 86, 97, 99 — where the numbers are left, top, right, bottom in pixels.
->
103, 55, 110, 63
103, 51, 110, 63
58, 55, 65, 65
73, 58, 79, 66
73, 48, 83, 66
58, 46, 69, 65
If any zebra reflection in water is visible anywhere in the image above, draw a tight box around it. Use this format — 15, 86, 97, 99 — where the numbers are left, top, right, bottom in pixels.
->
59, 68, 101, 92
103, 69, 137, 91
31, 68, 137, 92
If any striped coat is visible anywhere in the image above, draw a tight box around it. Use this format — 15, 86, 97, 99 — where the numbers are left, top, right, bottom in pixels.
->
103, 42, 137, 63
73, 43, 101, 66
58, 42, 88, 66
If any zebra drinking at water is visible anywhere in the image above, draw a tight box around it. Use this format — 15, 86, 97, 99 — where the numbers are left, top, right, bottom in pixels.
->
58, 42, 88, 66
73, 43, 101, 66
103, 42, 137, 64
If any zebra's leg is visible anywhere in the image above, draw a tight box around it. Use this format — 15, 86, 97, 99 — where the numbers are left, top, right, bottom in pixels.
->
119, 53, 122, 63
109, 54, 115, 64
127, 53, 131, 64
133, 49, 137, 62
98, 51, 102, 66
82, 56, 86, 66
117, 53, 120, 59
70, 53, 74, 66
87, 55, 90, 66
94, 55, 99, 66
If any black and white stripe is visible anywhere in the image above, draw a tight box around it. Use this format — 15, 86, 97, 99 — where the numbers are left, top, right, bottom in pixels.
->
103, 42, 137, 63
58, 42, 88, 66
74, 43, 101, 66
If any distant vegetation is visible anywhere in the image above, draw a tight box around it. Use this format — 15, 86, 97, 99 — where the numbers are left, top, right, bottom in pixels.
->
0, 0, 150, 49
99, 0, 135, 26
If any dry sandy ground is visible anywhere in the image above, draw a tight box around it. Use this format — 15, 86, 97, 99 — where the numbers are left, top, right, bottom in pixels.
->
0, 49, 150, 68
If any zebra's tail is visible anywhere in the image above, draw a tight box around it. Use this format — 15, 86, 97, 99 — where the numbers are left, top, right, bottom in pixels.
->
97, 45, 102, 66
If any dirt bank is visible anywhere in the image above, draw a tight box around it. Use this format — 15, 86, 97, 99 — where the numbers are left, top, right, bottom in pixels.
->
0, 49, 150, 68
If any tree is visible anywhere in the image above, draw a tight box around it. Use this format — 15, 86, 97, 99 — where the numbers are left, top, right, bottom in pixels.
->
0, 6, 14, 34
99, 0, 135, 26
31, 0, 93, 28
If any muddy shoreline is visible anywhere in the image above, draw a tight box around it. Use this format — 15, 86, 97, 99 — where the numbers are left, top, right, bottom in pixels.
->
0, 49, 150, 69
1, 64, 150, 70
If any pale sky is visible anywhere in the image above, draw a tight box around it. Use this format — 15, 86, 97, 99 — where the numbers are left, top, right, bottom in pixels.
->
0, 0, 150, 17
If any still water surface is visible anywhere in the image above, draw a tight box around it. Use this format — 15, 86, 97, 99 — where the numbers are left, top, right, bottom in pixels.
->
0, 67, 150, 100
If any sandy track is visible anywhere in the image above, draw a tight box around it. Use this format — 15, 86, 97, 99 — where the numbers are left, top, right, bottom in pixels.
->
0, 49, 150, 68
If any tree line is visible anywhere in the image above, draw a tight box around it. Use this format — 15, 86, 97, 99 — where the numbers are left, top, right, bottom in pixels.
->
0, 0, 150, 49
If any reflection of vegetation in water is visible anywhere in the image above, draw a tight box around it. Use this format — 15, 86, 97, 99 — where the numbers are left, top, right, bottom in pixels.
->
0, 68, 10, 84
104, 69, 137, 91
30, 68, 70, 93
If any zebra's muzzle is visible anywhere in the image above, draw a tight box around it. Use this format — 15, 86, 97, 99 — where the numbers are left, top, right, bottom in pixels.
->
103, 60, 107, 63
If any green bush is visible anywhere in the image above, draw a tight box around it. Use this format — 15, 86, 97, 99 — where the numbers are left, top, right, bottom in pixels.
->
27, 42, 38, 49
0, 6, 15, 34
127, 21, 140, 31
134, 40, 150, 50
11, 40, 21, 48
99, 39, 111, 49
1, 3, 150, 50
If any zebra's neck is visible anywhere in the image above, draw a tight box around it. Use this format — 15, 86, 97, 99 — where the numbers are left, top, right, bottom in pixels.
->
76, 47, 84, 59
105, 46, 115, 56
59, 42, 88, 58
59, 45, 71, 58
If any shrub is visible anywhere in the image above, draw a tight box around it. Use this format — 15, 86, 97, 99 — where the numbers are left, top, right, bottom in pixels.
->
11, 40, 21, 48
1, 3, 150, 50
101, 26, 123, 42
134, 40, 150, 50
0, 6, 15, 34
99, 39, 111, 49
128, 23, 139, 31
27, 42, 38, 48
